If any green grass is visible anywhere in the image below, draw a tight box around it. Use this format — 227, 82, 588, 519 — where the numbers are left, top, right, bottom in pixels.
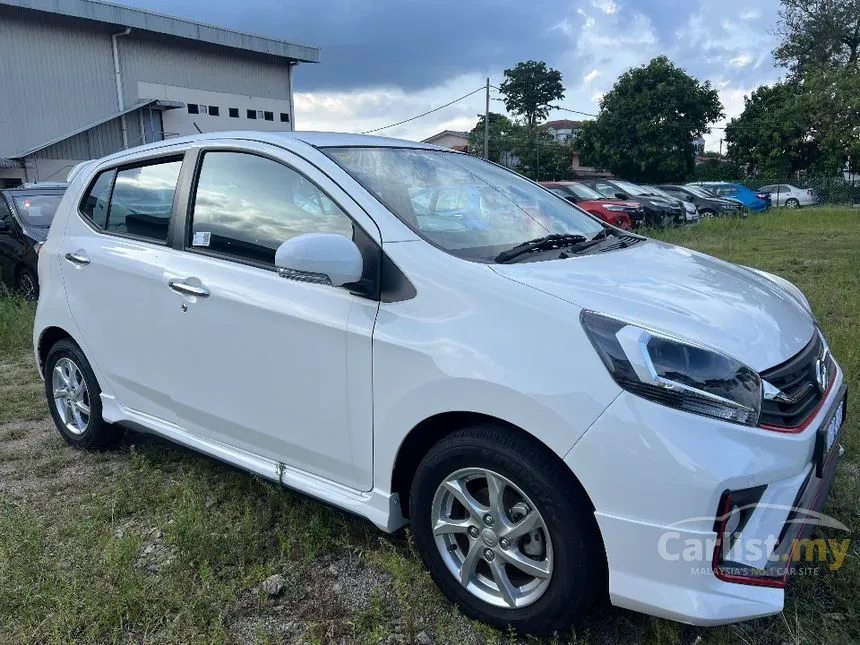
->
0, 207, 857, 644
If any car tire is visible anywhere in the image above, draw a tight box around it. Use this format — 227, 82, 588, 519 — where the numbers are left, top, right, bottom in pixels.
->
410, 425, 604, 635
44, 339, 122, 449
700, 209, 715, 219
16, 266, 38, 301
785, 198, 800, 209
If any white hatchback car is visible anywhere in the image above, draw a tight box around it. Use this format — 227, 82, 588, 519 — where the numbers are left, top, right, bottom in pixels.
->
34, 132, 847, 634
758, 184, 820, 208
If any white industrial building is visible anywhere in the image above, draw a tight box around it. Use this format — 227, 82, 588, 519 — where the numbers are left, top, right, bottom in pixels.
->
0, 0, 319, 186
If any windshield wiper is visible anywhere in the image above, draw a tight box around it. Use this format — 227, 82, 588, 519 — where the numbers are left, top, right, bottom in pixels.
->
495, 233, 588, 263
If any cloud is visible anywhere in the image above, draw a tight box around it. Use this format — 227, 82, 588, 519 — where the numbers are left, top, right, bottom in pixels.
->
122, 0, 785, 151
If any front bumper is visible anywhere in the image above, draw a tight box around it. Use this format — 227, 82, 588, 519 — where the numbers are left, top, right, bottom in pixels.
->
565, 363, 847, 625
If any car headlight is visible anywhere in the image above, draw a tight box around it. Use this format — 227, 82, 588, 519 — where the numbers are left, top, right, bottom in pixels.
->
603, 204, 627, 212
744, 267, 814, 317
581, 311, 762, 425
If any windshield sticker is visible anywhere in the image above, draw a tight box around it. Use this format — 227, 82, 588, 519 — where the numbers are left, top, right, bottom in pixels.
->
192, 231, 211, 247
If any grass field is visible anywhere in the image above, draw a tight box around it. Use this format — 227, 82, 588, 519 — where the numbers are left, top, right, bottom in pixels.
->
0, 208, 858, 644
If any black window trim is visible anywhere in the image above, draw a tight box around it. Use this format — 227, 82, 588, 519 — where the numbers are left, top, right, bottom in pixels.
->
76, 153, 186, 247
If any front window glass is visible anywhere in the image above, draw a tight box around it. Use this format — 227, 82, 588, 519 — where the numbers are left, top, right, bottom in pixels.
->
684, 185, 712, 199
189, 151, 354, 266
323, 148, 603, 261
12, 192, 64, 226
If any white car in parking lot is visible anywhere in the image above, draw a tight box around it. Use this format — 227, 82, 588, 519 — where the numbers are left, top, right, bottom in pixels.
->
758, 184, 820, 208
34, 132, 846, 634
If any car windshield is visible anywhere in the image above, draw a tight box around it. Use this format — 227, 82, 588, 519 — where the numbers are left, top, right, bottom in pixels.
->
684, 185, 713, 199
11, 192, 63, 226
611, 180, 650, 196
646, 187, 674, 200
565, 183, 605, 201
323, 148, 605, 261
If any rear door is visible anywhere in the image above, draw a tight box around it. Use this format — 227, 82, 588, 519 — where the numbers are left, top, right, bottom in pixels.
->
59, 151, 187, 423
162, 143, 381, 491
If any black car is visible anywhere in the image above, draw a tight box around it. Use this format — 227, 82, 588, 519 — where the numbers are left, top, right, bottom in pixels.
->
577, 178, 685, 228
0, 185, 66, 299
655, 184, 744, 218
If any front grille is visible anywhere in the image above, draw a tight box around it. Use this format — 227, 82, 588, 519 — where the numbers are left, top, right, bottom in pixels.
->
759, 333, 833, 428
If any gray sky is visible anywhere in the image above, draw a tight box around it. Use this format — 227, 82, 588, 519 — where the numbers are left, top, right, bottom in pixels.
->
124, 0, 785, 150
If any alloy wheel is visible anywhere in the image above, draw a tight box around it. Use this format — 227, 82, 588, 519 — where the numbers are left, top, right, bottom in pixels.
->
52, 357, 91, 435
18, 272, 36, 301
431, 467, 553, 609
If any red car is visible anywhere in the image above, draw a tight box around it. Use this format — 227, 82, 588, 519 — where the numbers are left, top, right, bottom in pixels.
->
541, 181, 641, 229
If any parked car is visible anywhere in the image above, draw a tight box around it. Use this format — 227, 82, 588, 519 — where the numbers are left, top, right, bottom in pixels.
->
688, 182, 769, 212
654, 184, 744, 218
540, 181, 639, 229
643, 186, 700, 222
758, 184, 820, 208
577, 178, 685, 227
0, 184, 67, 299
35, 133, 846, 634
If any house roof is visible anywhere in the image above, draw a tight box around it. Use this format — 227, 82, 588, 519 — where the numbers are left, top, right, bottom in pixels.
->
421, 130, 470, 144
13, 99, 184, 158
541, 119, 583, 130
0, 0, 320, 63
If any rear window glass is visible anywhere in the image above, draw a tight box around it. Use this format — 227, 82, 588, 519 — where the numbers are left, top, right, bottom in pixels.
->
11, 192, 64, 226
79, 157, 182, 243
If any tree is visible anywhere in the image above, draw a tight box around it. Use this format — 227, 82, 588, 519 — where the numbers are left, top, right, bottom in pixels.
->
774, 0, 860, 75
574, 56, 723, 182
803, 65, 860, 173
498, 61, 565, 128
724, 82, 819, 176
467, 113, 518, 164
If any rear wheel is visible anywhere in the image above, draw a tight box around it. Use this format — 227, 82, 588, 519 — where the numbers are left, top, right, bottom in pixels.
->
410, 426, 604, 634
16, 266, 38, 301
45, 339, 122, 449
785, 198, 800, 209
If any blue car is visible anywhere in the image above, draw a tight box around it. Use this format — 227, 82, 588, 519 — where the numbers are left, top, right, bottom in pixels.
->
687, 182, 770, 212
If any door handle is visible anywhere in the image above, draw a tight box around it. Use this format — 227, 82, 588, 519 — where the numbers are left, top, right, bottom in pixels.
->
168, 279, 210, 298
64, 251, 90, 266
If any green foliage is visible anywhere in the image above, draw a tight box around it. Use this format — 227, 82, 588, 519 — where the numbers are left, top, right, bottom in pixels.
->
724, 81, 820, 176
726, 66, 860, 177
692, 158, 742, 181
498, 60, 565, 128
575, 56, 723, 182
774, 0, 860, 75
466, 112, 518, 163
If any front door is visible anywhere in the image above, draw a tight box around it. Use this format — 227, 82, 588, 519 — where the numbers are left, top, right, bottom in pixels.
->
163, 145, 379, 491
59, 153, 186, 423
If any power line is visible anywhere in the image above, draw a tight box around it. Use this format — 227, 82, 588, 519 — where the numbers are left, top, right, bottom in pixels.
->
551, 105, 598, 118
361, 87, 485, 134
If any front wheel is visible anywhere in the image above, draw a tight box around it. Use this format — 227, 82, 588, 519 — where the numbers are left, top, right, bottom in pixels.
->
700, 209, 715, 219
410, 426, 604, 634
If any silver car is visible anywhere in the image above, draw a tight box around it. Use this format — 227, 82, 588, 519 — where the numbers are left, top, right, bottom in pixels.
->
759, 184, 819, 208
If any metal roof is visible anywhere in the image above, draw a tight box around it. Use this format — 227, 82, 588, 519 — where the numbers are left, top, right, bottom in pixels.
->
0, 0, 320, 63
13, 99, 182, 158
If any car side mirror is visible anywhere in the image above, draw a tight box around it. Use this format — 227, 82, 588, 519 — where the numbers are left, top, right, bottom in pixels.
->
274, 233, 363, 288
615, 192, 627, 200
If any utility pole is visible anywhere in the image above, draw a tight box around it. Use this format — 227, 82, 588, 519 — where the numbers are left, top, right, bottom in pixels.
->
719, 139, 723, 157
484, 77, 490, 160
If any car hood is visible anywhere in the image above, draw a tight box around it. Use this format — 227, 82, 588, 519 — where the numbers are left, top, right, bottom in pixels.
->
491, 239, 814, 371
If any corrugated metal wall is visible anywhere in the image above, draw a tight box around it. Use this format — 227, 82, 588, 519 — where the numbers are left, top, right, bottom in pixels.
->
32, 116, 124, 160
121, 37, 290, 107
0, 7, 118, 158
1, 5, 292, 162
